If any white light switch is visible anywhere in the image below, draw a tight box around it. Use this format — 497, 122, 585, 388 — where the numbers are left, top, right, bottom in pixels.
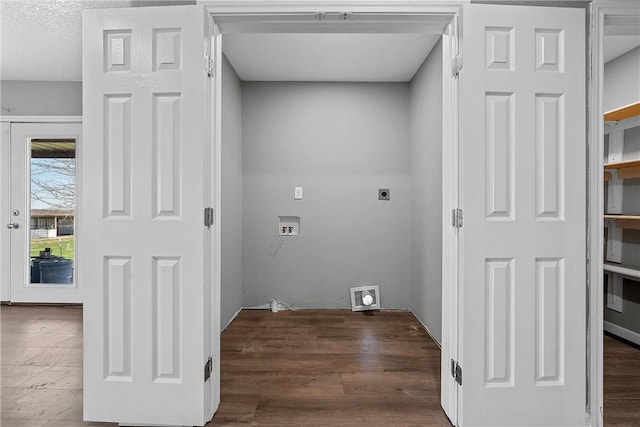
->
294, 186, 303, 200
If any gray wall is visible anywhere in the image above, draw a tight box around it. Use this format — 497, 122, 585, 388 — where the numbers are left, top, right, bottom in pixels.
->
604, 274, 640, 336
603, 46, 640, 113
241, 82, 411, 308
409, 39, 443, 343
603, 46, 640, 338
0, 80, 81, 301
0, 81, 82, 116
221, 56, 244, 329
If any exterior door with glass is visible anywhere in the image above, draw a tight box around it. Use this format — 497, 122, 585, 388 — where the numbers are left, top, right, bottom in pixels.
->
9, 122, 82, 303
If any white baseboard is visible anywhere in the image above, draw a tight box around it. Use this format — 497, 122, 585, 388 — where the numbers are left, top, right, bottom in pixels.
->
604, 320, 640, 346
411, 310, 442, 349
222, 308, 242, 333
242, 306, 270, 310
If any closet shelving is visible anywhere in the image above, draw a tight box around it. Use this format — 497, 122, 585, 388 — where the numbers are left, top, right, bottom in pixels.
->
603, 214, 640, 229
603, 101, 640, 121
603, 100, 640, 293
603, 262, 640, 280
604, 159, 640, 181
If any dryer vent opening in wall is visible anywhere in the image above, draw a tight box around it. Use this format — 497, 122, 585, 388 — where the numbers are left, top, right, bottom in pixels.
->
350, 285, 380, 311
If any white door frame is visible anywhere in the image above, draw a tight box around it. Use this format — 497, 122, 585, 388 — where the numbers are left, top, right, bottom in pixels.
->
1, 120, 10, 302
0, 116, 82, 303
588, 2, 639, 425
440, 16, 460, 424
203, 1, 610, 425
202, 0, 463, 423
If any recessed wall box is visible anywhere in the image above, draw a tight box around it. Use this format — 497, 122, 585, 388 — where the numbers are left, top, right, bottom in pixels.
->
278, 216, 300, 236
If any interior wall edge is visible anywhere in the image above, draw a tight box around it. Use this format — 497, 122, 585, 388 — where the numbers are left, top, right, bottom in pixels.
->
220, 54, 244, 330
411, 308, 443, 348
409, 36, 444, 344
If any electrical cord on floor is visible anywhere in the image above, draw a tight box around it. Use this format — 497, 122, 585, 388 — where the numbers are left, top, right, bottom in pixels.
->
243, 297, 292, 312
268, 297, 291, 313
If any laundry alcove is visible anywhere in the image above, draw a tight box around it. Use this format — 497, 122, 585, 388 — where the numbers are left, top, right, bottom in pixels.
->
218, 28, 448, 342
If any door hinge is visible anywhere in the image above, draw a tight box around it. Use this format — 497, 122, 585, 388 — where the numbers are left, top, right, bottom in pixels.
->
452, 53, 463, 78
452, 208, 463, 229
204, 207, 215, 228
451, 358, 462, 386
204, 52, 214, 78
204, 356, 213, 382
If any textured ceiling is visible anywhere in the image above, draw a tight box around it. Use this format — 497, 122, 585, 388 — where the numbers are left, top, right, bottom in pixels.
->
0, 1, 134, 81
1, 1, 638, 82
0, 0, 193, 81
1, 0, 441, 83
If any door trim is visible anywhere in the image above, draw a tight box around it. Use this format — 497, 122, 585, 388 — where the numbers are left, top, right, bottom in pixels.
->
440, 16, 460, 425
8, 122, 83, 304
1, 121, 10, 302
203, 1, 462, 424
588, 2, 640, 426
204, 0, 468, 15
0, 116, 83, 123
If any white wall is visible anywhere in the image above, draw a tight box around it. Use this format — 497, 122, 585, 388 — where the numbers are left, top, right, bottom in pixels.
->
409, 39, 443, 343
603, 46, 640, 113
220, 56, 244, 329
0, 81, 82, 116
241, 82, 411, 308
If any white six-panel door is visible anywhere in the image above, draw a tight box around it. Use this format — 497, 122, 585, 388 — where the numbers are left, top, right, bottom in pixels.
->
81, 5, 216, 425
459, 4, 586, 426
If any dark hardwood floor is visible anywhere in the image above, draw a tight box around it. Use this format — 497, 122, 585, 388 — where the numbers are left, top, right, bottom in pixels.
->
603, 333, 640, 426
211, 309, 449, 426
1, 305, 639, 426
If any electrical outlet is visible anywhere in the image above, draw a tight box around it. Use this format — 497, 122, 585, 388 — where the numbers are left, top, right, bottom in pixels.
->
378, 189, 390, 200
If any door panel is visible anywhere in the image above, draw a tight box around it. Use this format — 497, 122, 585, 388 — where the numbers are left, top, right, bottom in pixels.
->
9, 122, 82, 304
459, 4, 586, 426
81, 5, 214, 425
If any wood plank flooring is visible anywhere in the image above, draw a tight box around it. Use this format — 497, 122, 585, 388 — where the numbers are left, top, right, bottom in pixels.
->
0, 305, 105, 427
211, 309, 448, 426
603, 333, 640, 426
1, 305, 639, 426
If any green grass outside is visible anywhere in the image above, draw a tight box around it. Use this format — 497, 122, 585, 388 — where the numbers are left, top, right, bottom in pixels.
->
30, 235, 75, 260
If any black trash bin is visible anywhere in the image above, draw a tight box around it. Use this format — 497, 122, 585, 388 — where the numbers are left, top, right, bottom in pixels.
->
30, 248, 73, 284
31, 248, 53, 283
39, 259, 73, 284
30, 258, 41, 283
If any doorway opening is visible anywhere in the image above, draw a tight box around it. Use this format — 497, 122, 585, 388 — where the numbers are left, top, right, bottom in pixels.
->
208, 8, 460, 424
599, 12, 640, 425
